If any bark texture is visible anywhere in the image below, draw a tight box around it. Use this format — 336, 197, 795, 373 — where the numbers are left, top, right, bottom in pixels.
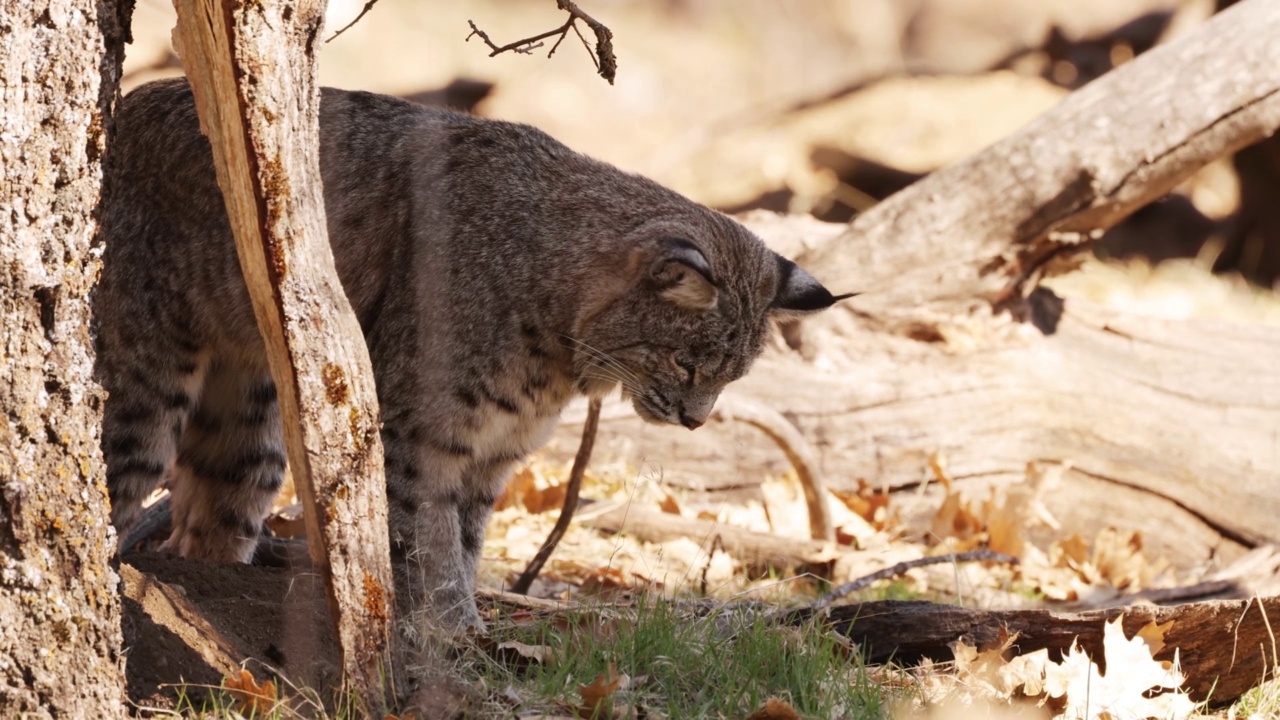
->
171, 0, 396, 710
0, 0, 128, 713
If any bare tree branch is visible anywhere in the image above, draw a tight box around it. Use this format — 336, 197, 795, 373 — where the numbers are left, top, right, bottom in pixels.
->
467, 0, 616, 84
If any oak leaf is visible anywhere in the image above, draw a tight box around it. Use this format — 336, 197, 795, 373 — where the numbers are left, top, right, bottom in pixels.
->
577, 663, 625, 719
745, 697, 801, 720
223, 668, 277, 716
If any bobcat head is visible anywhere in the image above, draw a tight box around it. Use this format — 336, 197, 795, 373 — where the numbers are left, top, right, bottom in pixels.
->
571, 213, 848, 429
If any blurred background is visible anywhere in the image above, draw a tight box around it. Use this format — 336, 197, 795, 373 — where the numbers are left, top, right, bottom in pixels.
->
121, 0, 1280, 290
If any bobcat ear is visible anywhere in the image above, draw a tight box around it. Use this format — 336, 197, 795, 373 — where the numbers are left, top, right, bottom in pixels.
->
651, 238, 718, 311
771, 254, 855, 317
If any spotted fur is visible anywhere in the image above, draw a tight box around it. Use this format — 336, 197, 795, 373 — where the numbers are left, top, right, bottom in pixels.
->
95, 78, 844, 631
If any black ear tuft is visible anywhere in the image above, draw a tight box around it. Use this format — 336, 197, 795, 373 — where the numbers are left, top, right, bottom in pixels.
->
771, 255, 855, 316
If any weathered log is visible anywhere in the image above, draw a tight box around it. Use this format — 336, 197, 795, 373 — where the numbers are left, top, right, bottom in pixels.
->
802, 0, 1280, 319
810, 596, 1280, 705
171, 0, 396, 710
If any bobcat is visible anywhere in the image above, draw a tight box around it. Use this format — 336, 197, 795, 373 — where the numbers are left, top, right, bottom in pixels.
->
96, 78, 847, 630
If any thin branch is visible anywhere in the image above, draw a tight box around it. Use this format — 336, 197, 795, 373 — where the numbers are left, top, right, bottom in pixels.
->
467, 0, 616, 84
326, 0, 380, 43
805, 550, 1019, 614
510, 397, 602, 594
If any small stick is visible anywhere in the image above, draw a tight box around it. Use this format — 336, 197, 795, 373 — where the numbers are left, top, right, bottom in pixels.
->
326, 0, 380, 43
510, 397, 602, 594
806, 550, 1019, 613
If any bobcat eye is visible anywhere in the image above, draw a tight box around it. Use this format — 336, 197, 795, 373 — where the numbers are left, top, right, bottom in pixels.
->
674, 355, 696, 385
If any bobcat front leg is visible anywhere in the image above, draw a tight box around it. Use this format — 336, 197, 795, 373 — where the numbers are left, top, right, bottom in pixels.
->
381, 420, 484, 634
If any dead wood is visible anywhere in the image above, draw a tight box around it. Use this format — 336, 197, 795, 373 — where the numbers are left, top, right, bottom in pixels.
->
711, 392, 835, 542
802, 0, 1280, 320
806, 551, 1018, 612
172, 0, 396, 710
513, 398, 602, 593
808, 596, 1280, 705
466, 0, 616, 84
579, 500, 838, 571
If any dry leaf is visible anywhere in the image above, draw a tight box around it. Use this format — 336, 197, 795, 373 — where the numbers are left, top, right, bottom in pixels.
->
831, 479, 895, 532
577, 663, 625, 719
496, 639, 553, 666
525, 481, 568, 515
745, 697, 801, 720
265, 503, 306, 538
951, 628, 1025, 696
982, 486, 1027, 558
1041, 616, 1195, 720
494, 466, 538, 511
1134, 619, 1173, 657
1050, 534, 1090, 570
657, 492, 682, 516
223, 668, 277, 716
928, 452, 952, 491
930, 490, 983, 544
1092, 528, 1159, 591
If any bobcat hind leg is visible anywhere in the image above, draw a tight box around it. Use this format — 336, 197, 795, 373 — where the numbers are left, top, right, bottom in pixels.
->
163, 360, 285, 563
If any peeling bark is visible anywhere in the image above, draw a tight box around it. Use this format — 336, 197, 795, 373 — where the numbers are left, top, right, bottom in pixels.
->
171, 0, 397, 710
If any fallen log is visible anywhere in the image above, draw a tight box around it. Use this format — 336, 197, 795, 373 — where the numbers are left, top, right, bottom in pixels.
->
810, 595, 1280, 705
803, 0, 1280, 319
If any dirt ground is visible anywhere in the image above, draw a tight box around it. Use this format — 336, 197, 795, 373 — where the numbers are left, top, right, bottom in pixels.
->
120, 551, 337, 711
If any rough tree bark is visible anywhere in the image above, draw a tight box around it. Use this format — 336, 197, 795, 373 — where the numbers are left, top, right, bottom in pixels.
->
171, 0, 397, 711
0, 0, 128, 713
553, 0, 1280, 566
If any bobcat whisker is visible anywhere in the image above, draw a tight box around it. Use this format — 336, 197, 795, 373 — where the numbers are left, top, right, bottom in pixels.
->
561, 335, 642, 384
570, 342, 638, 381
580, 365, 644, 396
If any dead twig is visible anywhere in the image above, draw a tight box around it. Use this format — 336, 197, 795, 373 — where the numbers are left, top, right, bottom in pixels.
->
806, 550, 1019, 613
467, 0, 616, 84
510, 397, 602, 594
326, 0, 380, 43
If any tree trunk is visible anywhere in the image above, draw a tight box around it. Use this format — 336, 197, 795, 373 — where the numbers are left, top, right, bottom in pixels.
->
171, 0, 397, 711
0, 0, 128, 713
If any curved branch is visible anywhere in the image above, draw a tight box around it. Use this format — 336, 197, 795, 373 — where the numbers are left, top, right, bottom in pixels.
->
710, 392, 835, 543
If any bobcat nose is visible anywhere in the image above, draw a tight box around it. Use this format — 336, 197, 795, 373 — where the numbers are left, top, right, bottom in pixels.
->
679, 412, 704, 430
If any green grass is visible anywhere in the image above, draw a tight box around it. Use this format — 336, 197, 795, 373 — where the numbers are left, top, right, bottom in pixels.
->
473, 597, 894, 719
153, 596, 894, 719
